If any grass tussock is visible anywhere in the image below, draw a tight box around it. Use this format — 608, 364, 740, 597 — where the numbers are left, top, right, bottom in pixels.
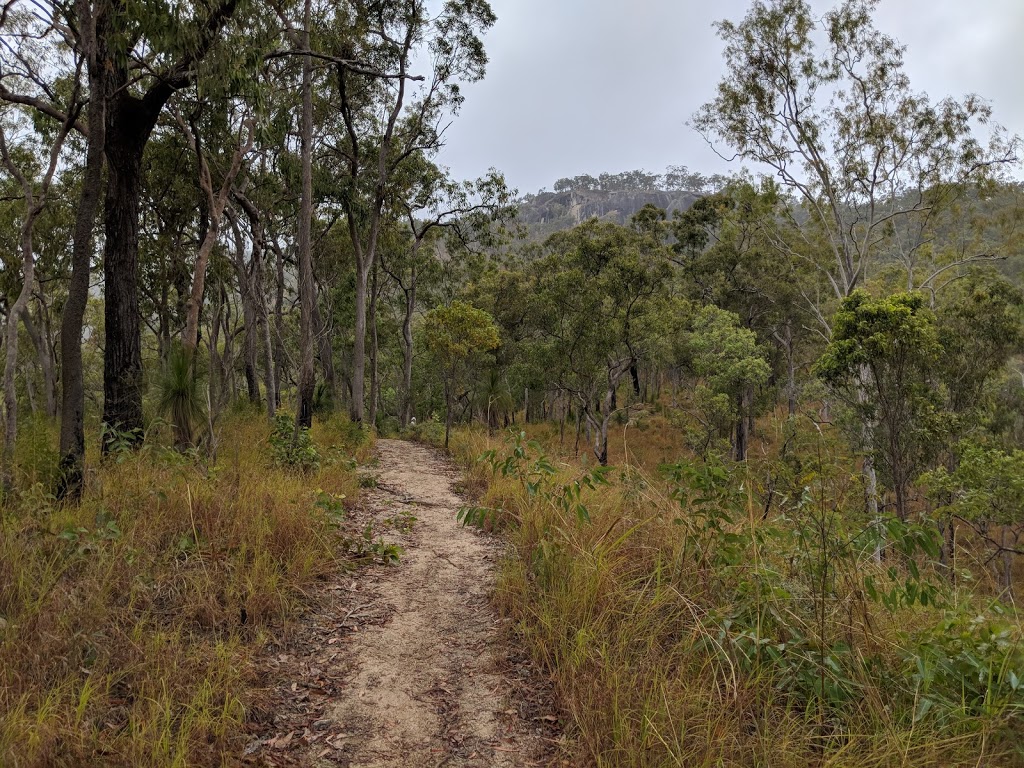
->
0, 412, 371, 767
448, 425, 1024, 767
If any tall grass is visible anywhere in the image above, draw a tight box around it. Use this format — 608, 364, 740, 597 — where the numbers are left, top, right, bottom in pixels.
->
449, 425, 1024, 767
0, 412, 369, 766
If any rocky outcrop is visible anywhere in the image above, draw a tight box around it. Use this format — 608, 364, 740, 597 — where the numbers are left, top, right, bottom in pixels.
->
517, 187, 701, 239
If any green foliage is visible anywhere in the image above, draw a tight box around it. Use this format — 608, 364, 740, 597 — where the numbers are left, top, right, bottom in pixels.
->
908, 610, 1024, 722
154, 345, 207, 450
269, 414, 320, 473
922, 443, 1024, 526
423, 300, 501, 368
690, 305, 770, 396
816, 291, 944, 516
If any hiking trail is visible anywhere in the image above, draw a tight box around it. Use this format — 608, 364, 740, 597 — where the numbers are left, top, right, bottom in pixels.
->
246, 439, 556, 767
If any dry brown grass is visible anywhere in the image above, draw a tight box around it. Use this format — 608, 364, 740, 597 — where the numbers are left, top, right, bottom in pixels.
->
0, 412, 368, 767
447, 422, 1024, 768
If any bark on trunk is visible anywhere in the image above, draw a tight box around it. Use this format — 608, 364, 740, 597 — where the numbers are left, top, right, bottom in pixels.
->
59, 4, 106, 497
294, 0, 315, 431
102, 130, 148, 443
367, 259, 380, 428
0, 111, 70, 483
400, 264, 416, 428
228, 211, 260, 404
734, 391, 747, 462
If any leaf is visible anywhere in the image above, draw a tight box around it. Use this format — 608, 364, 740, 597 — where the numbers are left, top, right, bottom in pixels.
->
914, 696, 935, 723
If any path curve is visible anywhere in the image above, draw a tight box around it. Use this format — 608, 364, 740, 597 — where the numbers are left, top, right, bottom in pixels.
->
247, 439, 552, 767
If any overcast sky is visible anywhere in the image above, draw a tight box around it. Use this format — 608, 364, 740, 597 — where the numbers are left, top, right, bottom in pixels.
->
435, 0, 1024, 195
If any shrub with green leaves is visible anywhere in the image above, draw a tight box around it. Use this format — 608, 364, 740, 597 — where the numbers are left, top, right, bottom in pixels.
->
269, 413, 321, 473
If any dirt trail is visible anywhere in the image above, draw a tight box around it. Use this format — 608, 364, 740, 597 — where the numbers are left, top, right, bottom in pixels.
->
247, 439, 553, 767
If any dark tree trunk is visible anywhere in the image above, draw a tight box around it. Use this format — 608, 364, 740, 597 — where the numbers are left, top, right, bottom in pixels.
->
59, 4, 106, 497
734, 392, 747, 461
235, 192, 276, 418
101, 126, 148, 444
294, 0, 315, 431
229, 211, 260, 405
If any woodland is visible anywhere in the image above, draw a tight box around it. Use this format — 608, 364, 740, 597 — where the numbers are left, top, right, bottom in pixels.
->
3, 0, 1024, 765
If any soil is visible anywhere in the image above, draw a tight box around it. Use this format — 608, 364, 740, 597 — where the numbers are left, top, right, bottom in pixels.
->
244, 439, 558, 767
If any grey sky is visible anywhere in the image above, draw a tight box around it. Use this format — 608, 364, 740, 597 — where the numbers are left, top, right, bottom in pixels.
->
436, 0, 1024, 195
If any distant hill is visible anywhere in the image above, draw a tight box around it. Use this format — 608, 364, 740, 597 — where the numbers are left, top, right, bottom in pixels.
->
515, 167, 727, 241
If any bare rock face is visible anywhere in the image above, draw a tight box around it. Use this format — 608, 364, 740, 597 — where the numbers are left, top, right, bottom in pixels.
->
517, 186, 700, 240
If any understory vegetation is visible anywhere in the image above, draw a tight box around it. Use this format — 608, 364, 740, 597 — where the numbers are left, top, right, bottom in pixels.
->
449, 422, 1024, 767
0, 414, 373, 766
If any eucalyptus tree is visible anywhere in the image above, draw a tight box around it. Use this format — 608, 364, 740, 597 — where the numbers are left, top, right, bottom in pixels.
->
0, 3, 81, 484
695, 0, 1018, 521
423, 300, 499, 450
93, 0, 259, 444
687, 305, 771, 461
170, 100, 256, 356
0, 0, 109, 498
815, 291, 943, 522
532, 219, 672, 465
321, 0, 496, 424
694, 0, 1018, 318
671, 181, 810, 417
0, 107, 76, 484
381, 159, 515, 428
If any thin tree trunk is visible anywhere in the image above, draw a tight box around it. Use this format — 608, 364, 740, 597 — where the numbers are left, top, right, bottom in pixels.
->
294, 0, 315, 431
400, 263, 416, 428
368, 259, 380, 428
59, 3, 106, 497
311, 284, 335, 406
235, 192, 276, 418
734, 392, 747, 462
271, 235, 286, 409
227, 210, 260, 404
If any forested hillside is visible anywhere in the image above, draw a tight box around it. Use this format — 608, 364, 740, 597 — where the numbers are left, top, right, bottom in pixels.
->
2, 0, 1024, 766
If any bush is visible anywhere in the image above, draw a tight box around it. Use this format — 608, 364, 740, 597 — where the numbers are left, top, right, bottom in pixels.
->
269, 413, 321, 472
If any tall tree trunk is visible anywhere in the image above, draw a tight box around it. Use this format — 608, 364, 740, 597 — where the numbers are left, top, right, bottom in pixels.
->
271, 235, 285, 408
3, 222, 37, 481
400, 264, 416, 428
367, 259, 380, 428
101, 131, 147, 444
350, 261, 369, 423
311, 284, 335, 407
228, 211, 260, 404
294, 0, 315, 431
183, 221, 221, 353
235, 192, 276, 418
59, 3, 106, 497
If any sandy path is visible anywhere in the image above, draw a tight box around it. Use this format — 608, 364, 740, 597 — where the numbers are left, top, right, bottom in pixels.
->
246, 439, 552, 767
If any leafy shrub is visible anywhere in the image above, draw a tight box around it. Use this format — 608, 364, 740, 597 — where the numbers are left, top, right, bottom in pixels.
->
269, 413, 321, 472
404, 416, 445, 446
